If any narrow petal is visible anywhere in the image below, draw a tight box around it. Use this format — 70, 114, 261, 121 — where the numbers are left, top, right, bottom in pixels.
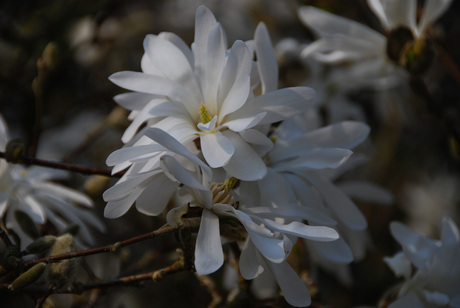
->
254, 22, 278, 93
268, 261, 311, 307
109, 71, 190, 104
337, 181, 394, 205
218, 40, 252, 119
300, 121, 370, 149
311, 237, 354, 264
298, 6, 385, 46
226, 87, 315, 126
418, 0, 453, 35
303, 173, 367, 230
106, 144, 165, 166
195, 210, 224, 275
260, 219, 339, 242
368, 0, 416, 32
273, 148, 353, 171
144, 127, 211, 175
239, 240, 264, 279
160, 155, 208, 191
114, 92, 156, 111
383, 252, 412, 279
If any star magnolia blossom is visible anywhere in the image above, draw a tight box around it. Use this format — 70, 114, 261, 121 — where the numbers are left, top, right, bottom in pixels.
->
384, 217, 460, 308
0, 115, 105, 248
109, 5, 315, 181
298, 0, 452, 86
155, 133, 339, 307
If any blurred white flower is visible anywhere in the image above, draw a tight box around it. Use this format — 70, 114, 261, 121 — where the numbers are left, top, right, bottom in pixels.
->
384, 217, 460, 308
0, 115, 105, 248
298, 0, 452, 86
109, 5, 315, 181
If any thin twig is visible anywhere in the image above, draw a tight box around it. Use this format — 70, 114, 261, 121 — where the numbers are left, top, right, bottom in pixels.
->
0, 151, 117, 177
24, 224, 180, 268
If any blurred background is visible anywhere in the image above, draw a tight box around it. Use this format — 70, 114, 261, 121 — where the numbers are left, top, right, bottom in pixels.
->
0, 0, 459, 307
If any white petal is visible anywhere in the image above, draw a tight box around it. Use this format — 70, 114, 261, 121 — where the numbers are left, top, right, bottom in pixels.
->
260, 219, 339, 242
194, 5, 217, 84
200, 131, 234, 168
109, 71, 191, 103
22, 196, 46, 224
104, 187, 143, 219
195, 209, 224, 275
254, 22, 278, 93
301, 121, 370, 149
268, 261, 311, 307
273, 148, 353, 171
311, 237, 354, 264
135, 173, 178, 216
222, 131, 267, 181
225, 112, 266, 132
303, 173, 367, 230
32, 182, 93, 207
418, 0, 453, 35
103, 172, 153, 201
114, 92, 157, 111
197, 115, 218, 131
368, 0, 416, 32
388, 292, 425, 308
227, 87, 315, 126
337, 181, 394, 204
158, 32, 195, 67
106, 144, 165, 166
203, 23, 226, 114
144, 127, 211, 175
218, 40, 252, 119
143, 35, 200, 105
239, 240, 264, 280
160, 155, 207, 192
383, 252, 412, 279
298, 6, 385, 46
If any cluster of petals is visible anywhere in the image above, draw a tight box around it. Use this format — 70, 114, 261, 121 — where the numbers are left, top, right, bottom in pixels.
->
298, 0, 452, 87
146, 127, 339, 307
108, 5, 315, 181
384, 217, 460, 308
0, 115, 105, 248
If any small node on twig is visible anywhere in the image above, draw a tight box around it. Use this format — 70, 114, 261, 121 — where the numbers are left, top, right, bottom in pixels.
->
110, 242, 122, 252
5, 139, 25, 163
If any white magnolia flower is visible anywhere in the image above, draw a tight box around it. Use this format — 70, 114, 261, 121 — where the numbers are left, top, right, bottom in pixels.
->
109, 5, 315, 181
129, 127, 338, 307
384, 217, 460, 308
298, 0, 452, 85
0, 115, 105, 248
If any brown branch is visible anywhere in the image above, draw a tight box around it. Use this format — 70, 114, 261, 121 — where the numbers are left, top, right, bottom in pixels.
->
24, 224, 180, 268
0, 151, 117, 177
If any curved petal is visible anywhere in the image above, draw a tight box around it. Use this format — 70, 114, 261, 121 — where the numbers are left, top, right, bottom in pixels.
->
268, 261, 311, 307
143, 34, 201, 105
195, 209, 224, 275
200, 131, 234, 168
227, 87, 315, 126
367, 0, 416, 32
260, 219, 339, 242
222, 131, 267, 181
135, 173, 178, 216
239, 240, 264, 280
311, 237, 354, 264
109, 71, 191, 104
303, 173, 367, 230
218, 41, 252, 119
160, 155, 207, 191
298, 6, 385, 46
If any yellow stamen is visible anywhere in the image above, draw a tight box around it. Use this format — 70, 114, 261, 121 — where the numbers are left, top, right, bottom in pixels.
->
223, 177, 238, 190
199, 104, 212, 124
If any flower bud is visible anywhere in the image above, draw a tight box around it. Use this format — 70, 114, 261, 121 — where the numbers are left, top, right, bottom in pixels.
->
24, 235, 57, 254
8, 262, 46, 290
47, 234, 75, 289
